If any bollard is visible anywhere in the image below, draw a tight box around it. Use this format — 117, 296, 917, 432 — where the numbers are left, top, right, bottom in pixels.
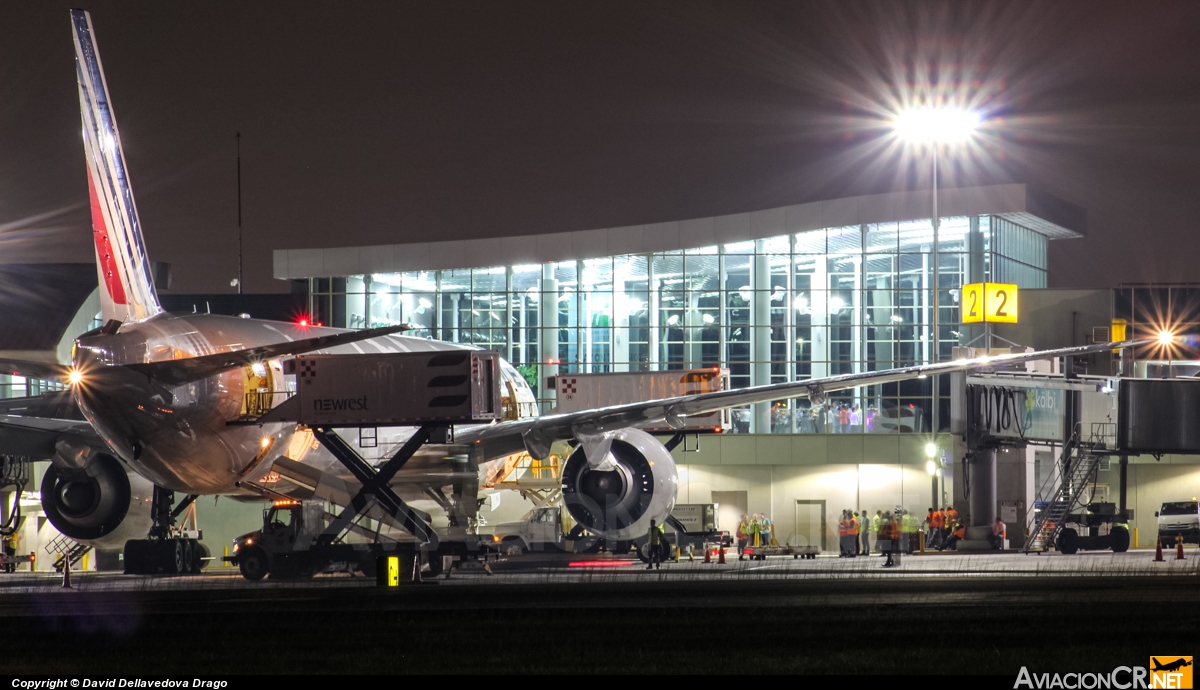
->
1155, 539, 1164, 562
1177, 535, 1186, 561
376, 555, 400, 587
919, 531, 926, 554
61, 555, 72, 589
674, 545, 680, 563
82, 553, 88, 573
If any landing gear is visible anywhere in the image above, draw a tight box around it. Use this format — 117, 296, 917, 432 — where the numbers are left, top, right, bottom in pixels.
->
123, 486, 205, 575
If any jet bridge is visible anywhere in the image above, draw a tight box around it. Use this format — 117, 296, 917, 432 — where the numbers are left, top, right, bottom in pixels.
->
954, 360, 1200, 554
243, 350, 502, 560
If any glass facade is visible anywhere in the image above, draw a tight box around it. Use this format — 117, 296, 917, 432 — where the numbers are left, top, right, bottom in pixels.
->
309, 215, 1049, 434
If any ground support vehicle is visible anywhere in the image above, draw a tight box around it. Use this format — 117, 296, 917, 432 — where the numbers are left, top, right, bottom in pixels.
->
0, 552, 32, 572
225, 498, 434, 580
227, 352, 506, 580
1155, 499, 1199, 547
489, 506, 607, 556
1053, 502, 1131, 555
741, 544, 820, 561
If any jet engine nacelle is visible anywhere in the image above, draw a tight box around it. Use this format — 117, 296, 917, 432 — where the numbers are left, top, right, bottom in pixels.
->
560, 428, 677, 542
41, 453, 154, 550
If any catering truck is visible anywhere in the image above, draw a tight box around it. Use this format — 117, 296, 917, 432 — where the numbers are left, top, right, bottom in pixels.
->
490, 503, 724, 561
553, 369, 731, 433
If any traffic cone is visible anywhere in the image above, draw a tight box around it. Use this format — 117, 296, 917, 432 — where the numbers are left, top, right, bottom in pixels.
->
61, 555, 72, 589
704, 544, 712, 564
412, 553, 423, 583
1155, 540, 1164, 562
718, 546, 726, 564
1177, 536, 1186, 561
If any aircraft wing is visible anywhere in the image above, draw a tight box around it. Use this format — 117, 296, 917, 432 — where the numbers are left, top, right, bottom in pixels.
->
0, 389, 86, 421
457, 340, 1144, 460
0, 358, 70, 382
0, 390, 100, 458
120, 323, 414, 386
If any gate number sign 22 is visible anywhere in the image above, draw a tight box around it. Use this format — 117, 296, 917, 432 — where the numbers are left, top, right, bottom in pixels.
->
962, 283, 1019, 324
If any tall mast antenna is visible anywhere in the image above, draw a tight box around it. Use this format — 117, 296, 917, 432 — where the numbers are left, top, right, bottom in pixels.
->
236, 132, 243, 295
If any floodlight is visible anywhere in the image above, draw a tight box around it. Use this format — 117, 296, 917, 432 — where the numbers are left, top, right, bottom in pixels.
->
894, 107, 980, 144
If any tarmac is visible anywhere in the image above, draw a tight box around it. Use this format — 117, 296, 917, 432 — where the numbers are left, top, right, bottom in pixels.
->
0, 546, 1195, 595
0, 548, 1197, 674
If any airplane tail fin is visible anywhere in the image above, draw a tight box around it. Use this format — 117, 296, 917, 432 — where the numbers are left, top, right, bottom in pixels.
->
71, 10, 162, 324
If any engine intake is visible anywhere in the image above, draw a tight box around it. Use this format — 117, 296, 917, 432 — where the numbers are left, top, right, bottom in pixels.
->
560, 428, 677, 542
42, 453, 153, 547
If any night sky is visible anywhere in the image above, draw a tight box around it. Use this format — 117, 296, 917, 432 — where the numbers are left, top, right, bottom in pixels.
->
2, 1, 1200, 294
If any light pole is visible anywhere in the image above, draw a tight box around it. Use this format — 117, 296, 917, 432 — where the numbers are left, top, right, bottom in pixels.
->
925, 442, 940, 509
894, 107, 980, 432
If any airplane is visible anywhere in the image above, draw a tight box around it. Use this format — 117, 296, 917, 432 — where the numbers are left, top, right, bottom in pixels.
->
0, 9, 1141, 572
1152, 658, 1192, 673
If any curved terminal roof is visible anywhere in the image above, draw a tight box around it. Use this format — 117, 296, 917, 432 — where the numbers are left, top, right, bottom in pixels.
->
273, 183, 1084, 280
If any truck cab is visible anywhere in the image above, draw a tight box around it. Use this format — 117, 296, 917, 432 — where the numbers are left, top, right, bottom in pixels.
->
492, 506, 569, 554
229, 499, 329, 580
1156, 499, 1199, 546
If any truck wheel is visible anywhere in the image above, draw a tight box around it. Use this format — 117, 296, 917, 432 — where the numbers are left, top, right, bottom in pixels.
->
610, 541, 632, 555
502, 539, 525, 557
1057, 528, 1079, 555
238, 546, 269, 581
1109, 526, 1130, 553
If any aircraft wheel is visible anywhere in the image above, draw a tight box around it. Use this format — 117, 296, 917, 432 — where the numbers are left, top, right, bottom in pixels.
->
174, 541, 187, 574
238, 546, 269, 581
181, 540, 195, 574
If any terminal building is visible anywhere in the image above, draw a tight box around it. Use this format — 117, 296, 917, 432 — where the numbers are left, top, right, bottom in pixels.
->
275, 183, 1191, 548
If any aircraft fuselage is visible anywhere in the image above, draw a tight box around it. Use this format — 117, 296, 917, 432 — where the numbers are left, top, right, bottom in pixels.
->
71, 312, 471, 494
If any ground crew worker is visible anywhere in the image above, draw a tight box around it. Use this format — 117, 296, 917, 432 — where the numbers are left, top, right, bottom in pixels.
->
989, 517, 1007, 550
881, 512, 898, 567
647, 519, 662, 570
760, 514, 773, 546
939, 521, 967, 551
837, 511, 849, 557
923, 508, 935, 549
736, 514, 749, 561
901, 510, 917, 554
750, 514, 762, 548
931, 507, 945, 548
860, 509, 872, 555
878, 513, 888, 556
849, 512, 859, 558
945, 506, 958, 534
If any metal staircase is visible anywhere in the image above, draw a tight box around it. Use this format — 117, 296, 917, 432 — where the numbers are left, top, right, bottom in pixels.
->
1023, 423, 1114, 553
46, 534, 92, 572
